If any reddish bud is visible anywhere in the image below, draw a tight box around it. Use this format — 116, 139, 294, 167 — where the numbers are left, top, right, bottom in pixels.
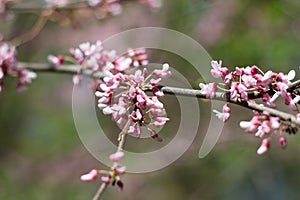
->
279, 137, 287, 149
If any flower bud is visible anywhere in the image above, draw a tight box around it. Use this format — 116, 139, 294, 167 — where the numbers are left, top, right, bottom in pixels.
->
80, 169, 98, 182
279, 137, 287, 149
257, 138, 270, 155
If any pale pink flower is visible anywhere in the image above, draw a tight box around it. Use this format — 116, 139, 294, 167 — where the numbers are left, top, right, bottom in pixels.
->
229, 82, 238, 99
237, 83, 248, 100
213, 103, 231, 122
153, 63, 171, 78
296, 113, 300, 120
115, 166, 126, 174
270, 117, 280, 129
101, 176, 111, 183
47, 55, 64, 68
261, 70, 274, 86
288, 96, 300, 111
109, 151, 125, 163
240, 116, 261, 133
210, 60, 228, 78
257, 138, 270, 155
80, 169, 98, 182
199, 82, 217, 99
241, 74, 257, 88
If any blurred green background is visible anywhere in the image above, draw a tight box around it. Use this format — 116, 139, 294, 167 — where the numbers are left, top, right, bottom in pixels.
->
1, 0, 300, 199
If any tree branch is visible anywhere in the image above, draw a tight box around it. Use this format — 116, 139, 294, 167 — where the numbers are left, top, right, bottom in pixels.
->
7, 0, 135, 13
18, 62, 103, 78
19, 62, 300, 126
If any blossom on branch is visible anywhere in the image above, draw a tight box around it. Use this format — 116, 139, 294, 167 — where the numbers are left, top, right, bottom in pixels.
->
96, 62, 171, 139
213, 103, 231, 122
199, 82, 217, 99
207, 60, 300, 154
0, 38, 36, 92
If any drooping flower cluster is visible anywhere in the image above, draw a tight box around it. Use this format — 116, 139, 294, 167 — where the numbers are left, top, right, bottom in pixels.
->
80, 151, 126, 190
204, 60, 300, 155
0, 38, 36, 92
96, 63, 171, 140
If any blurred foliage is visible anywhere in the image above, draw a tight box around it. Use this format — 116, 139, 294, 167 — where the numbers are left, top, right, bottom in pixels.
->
1, 0, 300, 199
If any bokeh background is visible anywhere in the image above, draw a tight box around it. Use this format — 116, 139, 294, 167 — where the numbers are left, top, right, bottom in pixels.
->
1, 0, 300, 199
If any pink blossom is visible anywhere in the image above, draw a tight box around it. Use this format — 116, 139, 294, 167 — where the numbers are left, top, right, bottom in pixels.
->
153, 63, 172, 78
199, 82, 217, 99
288, 95, 300, 111
115, 166, 126, 174
296, 113, 300, 120
241, 74, 257, 88
153, 117, 169, 127
262, 93, 276, 108
224, 73, 233, 85
109, 151, 125, 163
47, 55, 64, 68
80, 169, 98, 182
101, 176, 111, 183
255, 120, 271, 138
240, 116, 261, 133
260, 70, 275, 87
279, 137, 287, 149
229, 82, 238, 99
237, 83, 248, 100
213, 103, 231, 122
257, 138, 270, 155
210, 60, 228, 78
270, 117, 280, 129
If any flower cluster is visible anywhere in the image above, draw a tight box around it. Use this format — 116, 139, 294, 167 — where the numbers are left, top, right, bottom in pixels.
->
0, 38, 36, 92
203, 60, 300, 155
80, 151, 126, 190
48, 41, 149, 85
96, 63, 171, 140
239, 112, 285, 155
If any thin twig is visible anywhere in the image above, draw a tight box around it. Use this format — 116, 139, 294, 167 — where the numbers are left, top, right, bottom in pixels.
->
10, 10, 53, 46
92, 118, 132, 200
92, 182, 108, 200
